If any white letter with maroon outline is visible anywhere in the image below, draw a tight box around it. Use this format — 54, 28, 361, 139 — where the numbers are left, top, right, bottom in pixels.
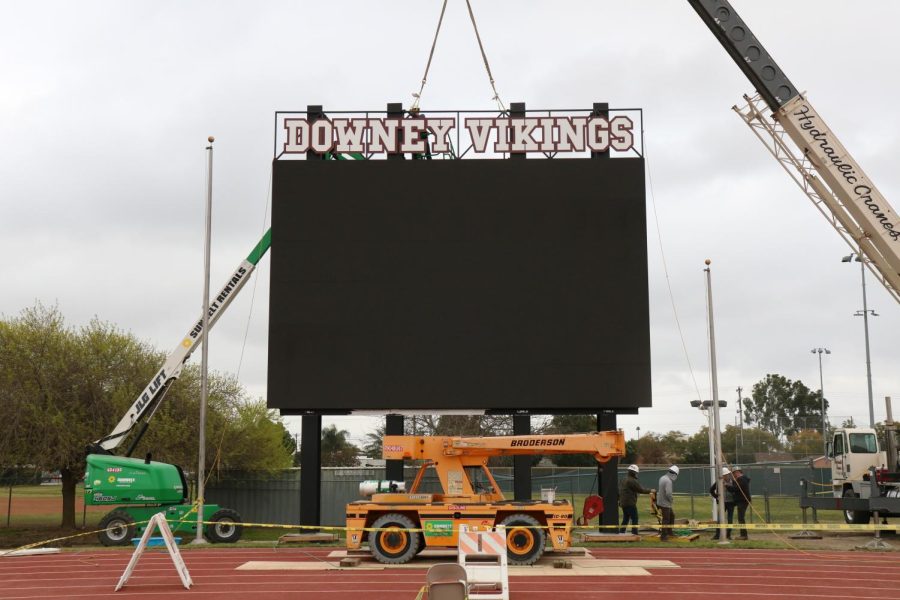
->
465, 118, 494, 153
427, 118, 455, 153
284, 119, 310, 153
610, 116, 634, 152
510, 118, 540, 152
310, 120, 334, 154
368, 118, 400, 153
586, 117, 610, 152
400, 119, 427, 153
333, 118, 366, 153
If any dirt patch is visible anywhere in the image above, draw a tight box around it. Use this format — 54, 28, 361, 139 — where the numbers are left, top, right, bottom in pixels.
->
2, 494, 107, 518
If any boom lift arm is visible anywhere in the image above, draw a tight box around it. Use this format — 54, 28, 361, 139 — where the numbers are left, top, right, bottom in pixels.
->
88, 229, 272, 456
688, 0, 900, 303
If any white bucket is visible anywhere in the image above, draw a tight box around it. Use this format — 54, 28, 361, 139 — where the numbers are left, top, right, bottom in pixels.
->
540, 487, 556, 502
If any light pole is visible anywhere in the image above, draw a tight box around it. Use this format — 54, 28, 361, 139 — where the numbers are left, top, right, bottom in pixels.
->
811, 347, 830, 456
842, 253, 878, 427
636, 426, 641, 439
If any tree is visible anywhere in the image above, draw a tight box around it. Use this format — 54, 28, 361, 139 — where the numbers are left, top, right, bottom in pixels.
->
407, 415, 513, 437
0, 304, 150, 528
542, 415, 598, 466
743, 374, 827, 439
721, 425, 783, 463
320, 425, 360, 467
0, 303, 293, 529
787, 429, 824, 457
682, 428, 711, 464
632, 433, 665, 464
362, 420, 386, 459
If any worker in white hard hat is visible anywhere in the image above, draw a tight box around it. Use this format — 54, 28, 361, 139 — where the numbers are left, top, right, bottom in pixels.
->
656, 465, 679, 541
726, 466, 752, 540
618, 464, 654, 535
709, 467, 734, 539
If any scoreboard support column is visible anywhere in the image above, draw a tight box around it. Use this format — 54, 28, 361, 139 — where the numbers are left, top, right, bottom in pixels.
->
385, 414, 405, 483
598, 410, 619, 530
513, 413, 531, 500
300, 414, 322, 528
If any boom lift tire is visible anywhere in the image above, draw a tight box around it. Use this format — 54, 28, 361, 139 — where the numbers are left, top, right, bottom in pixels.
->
370, 513, 421, 564
206, 508, 244, 543
499, 513, 545, 566
98, 510, 136, 546
842, 489, 871, 525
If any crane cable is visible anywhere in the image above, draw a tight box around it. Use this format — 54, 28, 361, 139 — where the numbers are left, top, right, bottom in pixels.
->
464, 0, 506, 112
410, 0, 448, 113
410, 0, 506, 113
645, 149, 703, 402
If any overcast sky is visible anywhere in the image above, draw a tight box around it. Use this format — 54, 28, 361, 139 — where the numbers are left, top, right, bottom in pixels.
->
3, 0, 899, 449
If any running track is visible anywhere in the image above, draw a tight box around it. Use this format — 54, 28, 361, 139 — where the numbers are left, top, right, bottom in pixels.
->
1, 547, 898, 599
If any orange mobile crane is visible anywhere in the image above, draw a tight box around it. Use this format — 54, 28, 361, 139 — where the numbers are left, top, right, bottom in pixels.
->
345, 431, 625, 565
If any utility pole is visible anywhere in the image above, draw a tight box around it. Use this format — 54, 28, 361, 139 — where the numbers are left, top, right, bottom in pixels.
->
704, 260, 728, 544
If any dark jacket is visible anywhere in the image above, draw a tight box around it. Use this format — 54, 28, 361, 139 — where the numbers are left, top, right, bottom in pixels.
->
726, 474, 751, 505
619, 473, 652, 507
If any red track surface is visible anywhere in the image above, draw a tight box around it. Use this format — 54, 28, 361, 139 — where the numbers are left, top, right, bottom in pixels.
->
1, 547, 898, 599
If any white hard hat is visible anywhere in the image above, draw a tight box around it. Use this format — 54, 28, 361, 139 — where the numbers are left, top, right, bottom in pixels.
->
732, 465, 743, 472
628, 464, 640, 473
669, 465, 680, 475
721, 467, 731, 476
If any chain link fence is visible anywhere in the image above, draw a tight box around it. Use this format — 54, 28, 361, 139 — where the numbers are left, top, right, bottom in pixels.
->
0, 462, 835, 529
201, 462, 834, 528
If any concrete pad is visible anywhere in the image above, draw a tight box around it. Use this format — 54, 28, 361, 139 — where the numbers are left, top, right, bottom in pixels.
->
571, 558, 678, 569
243, 551, 675, 576
237, 561, 384, 571
237, 559, 652, 576
0, 548, 61, 558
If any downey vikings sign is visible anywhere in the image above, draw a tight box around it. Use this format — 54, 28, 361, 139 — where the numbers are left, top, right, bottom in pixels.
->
282, 115, 635, 155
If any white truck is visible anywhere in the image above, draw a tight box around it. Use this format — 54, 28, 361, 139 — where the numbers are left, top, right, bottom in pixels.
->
809, 419, 900, 524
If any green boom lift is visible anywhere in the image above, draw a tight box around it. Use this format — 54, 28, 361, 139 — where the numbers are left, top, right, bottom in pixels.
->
84, 230, 271, 545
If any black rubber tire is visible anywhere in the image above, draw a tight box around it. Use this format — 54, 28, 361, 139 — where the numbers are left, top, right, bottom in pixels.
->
370, 513, 420, 564
205, 508, 244, 543
98, 509, 136, 547
842, 489, 871, 525
414, 533, 426, 555
499, 513, 546, 566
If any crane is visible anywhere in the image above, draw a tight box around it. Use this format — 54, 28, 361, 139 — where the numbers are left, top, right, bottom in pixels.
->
346, 431, 626, 565
688, 0, 900, 304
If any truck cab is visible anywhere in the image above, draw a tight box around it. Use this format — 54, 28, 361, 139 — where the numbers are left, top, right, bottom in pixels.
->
829, 428, 886, 499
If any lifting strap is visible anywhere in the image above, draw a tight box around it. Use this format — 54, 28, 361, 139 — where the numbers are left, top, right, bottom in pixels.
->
410, 0, 506, 112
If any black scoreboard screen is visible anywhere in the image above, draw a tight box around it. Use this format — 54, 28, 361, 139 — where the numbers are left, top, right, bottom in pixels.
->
268, 157, 649, 413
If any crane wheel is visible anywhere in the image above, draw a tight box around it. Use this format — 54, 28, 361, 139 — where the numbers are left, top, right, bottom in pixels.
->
206, 508, 244, 543
370, 513, 421, 564
499, 513, 545, 566
842, 489, 871, 525
98, 510, 136, 547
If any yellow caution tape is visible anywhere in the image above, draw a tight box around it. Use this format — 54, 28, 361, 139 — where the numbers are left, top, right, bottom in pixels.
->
190, 520, 900, 533
8, 516, 895, 556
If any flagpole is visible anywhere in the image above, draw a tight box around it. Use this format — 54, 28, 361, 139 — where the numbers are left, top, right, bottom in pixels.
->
193, 136, 214, 544
705, 259, 729, 544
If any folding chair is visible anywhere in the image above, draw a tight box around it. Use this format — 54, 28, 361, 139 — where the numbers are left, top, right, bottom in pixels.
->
425, 563, 468, 600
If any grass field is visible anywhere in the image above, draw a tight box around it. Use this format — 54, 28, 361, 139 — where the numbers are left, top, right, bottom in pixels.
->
1, 484, 846, 550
